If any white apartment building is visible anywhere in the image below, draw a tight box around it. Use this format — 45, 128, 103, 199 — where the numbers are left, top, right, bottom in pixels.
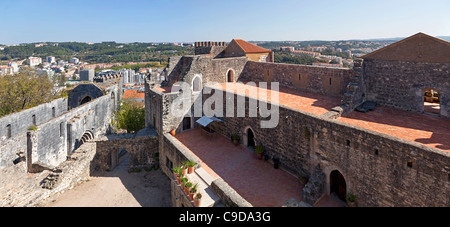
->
27, 57, 42, 68
46, 56, 56, 63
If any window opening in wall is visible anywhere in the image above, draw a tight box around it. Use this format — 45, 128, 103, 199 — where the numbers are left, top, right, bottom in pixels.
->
374, 149, 379, 156
227, 70, 234, 83
329, 77, 332, 85
52, 107, 56, 117
166, 157, 173, 170
407, 161, 413, 168
60, 122, 64, 137
423, 88, 440, 115
6, 124, 11, 139
193, 76, 202, 92
298, 74, 301, 81
32, 115, 36, 125
346, 139, 351, 146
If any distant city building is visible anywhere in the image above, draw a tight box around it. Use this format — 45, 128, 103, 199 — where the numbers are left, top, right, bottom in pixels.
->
293, 50, 321, 57
80, 69, 94, 81
34, 43, 47, 48
37, 68, 55, 80
0, 66, 14, 75
69, 57, 80, 64
7, 62, 19, 73
280, 46, 295, 52
27, 57, 42, 68
46, 56, 56, 63
309, 46, 328, 52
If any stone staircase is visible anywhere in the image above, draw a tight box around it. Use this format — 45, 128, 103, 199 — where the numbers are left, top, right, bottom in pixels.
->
161, 56, 194, 88
340, 59, 365, 113
40, 168, 63, 190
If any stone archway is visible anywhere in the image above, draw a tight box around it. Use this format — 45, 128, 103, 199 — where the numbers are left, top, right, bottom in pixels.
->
330, 170, 347, 202
243, 126, 256, 148
80, 96, 92, 106
79, 131, 94, 146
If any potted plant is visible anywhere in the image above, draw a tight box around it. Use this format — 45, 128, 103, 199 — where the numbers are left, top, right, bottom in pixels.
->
255, 145, 264, 160
346, 193, 357, 207
194, 193, 202, 207
184, 182, 193, 195
180, 177, 188, 190
172, 166, 181, 182
170, 128, 176, 136
189, 183, 198, 201
181, 161, 188, 176
177, 172, 184, 185
232, 133, 239, 146
186, 160, 196, 174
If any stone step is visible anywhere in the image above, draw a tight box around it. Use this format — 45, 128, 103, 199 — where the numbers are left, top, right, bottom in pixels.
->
184, 167, 221, 207
195, 167, 215, 185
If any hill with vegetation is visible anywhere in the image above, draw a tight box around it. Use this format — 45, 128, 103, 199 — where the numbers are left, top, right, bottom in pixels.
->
0, 42, 194, 64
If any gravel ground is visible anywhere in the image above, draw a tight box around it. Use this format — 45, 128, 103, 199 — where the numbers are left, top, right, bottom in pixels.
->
39, 153, 172, 207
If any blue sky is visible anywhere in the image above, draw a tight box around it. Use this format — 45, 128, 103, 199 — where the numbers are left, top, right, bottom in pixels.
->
0, 0, 449, 44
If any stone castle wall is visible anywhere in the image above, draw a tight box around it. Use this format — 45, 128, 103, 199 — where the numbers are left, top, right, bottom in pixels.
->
27, 86, 119, 171
363, 59, 450, 118
240, 61, 357, 97
206, 88, 450, 207
0, 98, 68, 169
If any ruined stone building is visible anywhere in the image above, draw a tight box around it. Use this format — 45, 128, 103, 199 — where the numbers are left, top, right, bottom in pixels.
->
146, 33, 450, 207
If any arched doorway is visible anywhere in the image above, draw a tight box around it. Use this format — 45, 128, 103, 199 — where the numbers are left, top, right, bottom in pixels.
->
80, 96, 92, 105
227, 69, 234, 83
330, 170, 347, 202
192, 75, 202, 92
79, 131, 94, 146
423, 88, 440, 115
247, 128, 255, 148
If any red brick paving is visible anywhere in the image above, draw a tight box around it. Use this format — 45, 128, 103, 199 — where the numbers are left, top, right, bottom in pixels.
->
209, 82, 342, 116
338, 106, 450, 152
175, 128, 303, 207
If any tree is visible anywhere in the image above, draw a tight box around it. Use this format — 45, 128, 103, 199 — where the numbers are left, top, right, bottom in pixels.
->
0, 70, 55, 117
112, 99, 145, 133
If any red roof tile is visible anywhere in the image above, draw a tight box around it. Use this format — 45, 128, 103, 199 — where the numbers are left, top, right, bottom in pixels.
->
233, 39, 271, 53
122, 90, 145, 99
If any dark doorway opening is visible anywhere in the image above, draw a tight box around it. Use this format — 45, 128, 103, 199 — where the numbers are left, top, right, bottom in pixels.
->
330, 170, 347, 202
183, 116, 191, 131
247, 128, 255, 148
80, 96, 92, 105
423, 88, 440, 115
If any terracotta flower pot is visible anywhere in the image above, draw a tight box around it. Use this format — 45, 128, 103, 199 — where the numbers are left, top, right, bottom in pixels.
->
194, 198, 202, 207
233, 140, 238, 146
182, 168, 187, 176
189, 192, 196, 201
257, 153, 262, 160
184, 186, 191, 195
188, 166, 194, 174
170, 129, 176, 136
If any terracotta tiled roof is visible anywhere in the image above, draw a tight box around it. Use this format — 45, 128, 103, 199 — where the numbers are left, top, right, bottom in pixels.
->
233, 39, 271, 53
122, 89, 145, 99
